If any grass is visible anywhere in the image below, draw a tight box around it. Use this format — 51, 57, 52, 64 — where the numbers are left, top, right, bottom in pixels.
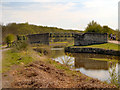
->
89, 58, 119, 62
2, 49, 38, 73
2, 42, 50, 73
72, 43, 120, 51
45, 59, 69, 70
50, 42, 68, 44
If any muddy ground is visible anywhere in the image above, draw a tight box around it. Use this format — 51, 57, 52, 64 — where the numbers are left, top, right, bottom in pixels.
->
2, 60, 117, 89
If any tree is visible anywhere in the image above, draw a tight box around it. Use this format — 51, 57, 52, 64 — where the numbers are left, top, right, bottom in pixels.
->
102, 26, 113, 34
5, 34, 15, 47
85, 20, 103, 33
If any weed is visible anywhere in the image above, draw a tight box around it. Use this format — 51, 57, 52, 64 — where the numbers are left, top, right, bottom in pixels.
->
108, 62, 119, 87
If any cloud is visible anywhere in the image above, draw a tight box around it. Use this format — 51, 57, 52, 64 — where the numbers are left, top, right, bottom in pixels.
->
2, 0, 83, 2
2, 2, 83, 29
81, 0, 119, 29
83, 0, 119, 8
119, 1, 120, 30
0, 4, 2, 24
2, 0, 119, 30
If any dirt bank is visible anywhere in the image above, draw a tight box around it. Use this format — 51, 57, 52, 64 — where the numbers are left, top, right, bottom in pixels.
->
2, 59, 117, 89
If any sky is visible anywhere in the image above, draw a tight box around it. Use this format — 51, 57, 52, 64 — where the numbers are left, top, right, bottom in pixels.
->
1, 0, 120, 30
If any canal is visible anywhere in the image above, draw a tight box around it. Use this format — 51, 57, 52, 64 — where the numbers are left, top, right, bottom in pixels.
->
51, 48, 120, 84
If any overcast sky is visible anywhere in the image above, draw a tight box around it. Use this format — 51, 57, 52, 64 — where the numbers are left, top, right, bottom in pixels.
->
1, 0, 119, 30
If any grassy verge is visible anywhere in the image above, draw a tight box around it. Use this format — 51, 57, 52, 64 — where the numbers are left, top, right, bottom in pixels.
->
2, 46, 82, 77
72, 43, 120, 51
2, 49, 40, 73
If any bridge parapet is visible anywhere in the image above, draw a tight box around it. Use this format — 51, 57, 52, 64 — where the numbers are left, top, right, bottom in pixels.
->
49, 32, 74, 37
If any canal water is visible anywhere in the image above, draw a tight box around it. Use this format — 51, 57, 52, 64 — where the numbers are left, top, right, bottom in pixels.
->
51, 48, 120, 84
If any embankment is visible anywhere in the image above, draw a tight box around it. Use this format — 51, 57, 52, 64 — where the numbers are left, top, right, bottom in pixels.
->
2, 47, 117, 88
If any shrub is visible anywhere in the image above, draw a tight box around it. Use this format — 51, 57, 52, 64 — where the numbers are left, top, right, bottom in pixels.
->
85, 21, 103, 33
12, 41, 30, 52
33, 45, 51, 56
5, 34, 15, 47
85, 21, 115, 35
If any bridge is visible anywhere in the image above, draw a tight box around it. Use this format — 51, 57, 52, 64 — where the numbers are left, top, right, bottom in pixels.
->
49, 33, 74, 37
17, 32, 108, 46
17, 33, 75, 45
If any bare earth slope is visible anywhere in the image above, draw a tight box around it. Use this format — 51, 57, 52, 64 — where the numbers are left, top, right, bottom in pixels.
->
2, 60, 116, 89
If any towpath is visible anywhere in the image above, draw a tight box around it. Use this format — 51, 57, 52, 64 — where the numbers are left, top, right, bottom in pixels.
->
108, 40, 120, 45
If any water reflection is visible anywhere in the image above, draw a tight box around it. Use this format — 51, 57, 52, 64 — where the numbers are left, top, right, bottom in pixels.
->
75, 57, 108, 70
50, 48, 65, 58
53, 55, 74, 66
76, 68, 110, 82
51, 48, 120, 84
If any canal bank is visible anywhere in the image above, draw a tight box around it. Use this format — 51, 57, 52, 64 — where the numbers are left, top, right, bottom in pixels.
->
2, 43, 119, 88
2, 48, 117, 88
65, 46, 120, 56
51, 48, 119, 85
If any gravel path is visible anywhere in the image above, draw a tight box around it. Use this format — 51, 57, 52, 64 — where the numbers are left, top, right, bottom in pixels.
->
108, 40, 120, 44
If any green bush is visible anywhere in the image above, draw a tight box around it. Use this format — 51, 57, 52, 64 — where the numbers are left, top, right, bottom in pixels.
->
5, 34, 15, 47
33, 45, 51, 56
85, 21, 103, 33
12, 41, 30, 52
85, 21, 114, 35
